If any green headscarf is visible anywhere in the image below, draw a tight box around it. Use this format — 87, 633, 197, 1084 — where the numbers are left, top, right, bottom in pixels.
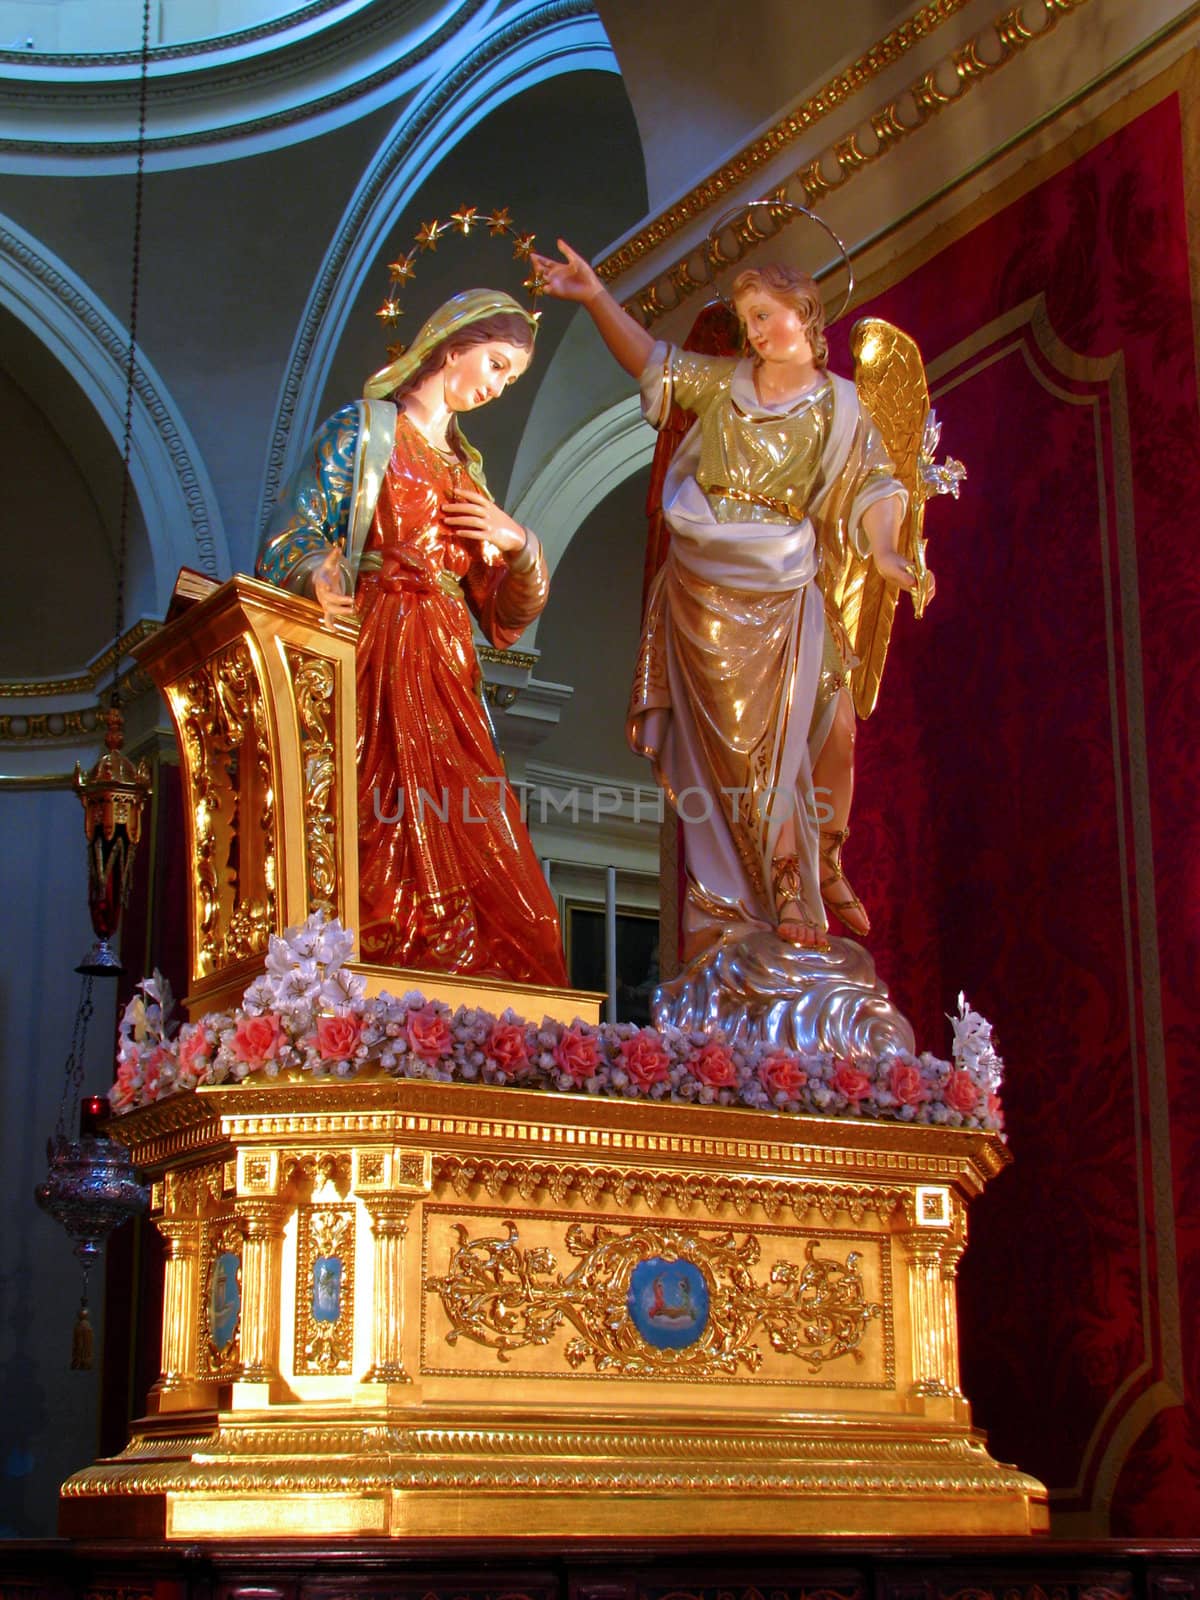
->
362, 287, 539, 400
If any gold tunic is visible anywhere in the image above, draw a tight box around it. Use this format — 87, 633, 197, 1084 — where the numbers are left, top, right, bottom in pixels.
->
658, 348, 830, 527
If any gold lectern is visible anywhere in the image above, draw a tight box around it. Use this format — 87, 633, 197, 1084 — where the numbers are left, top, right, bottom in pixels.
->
60, 573, 1047, 1539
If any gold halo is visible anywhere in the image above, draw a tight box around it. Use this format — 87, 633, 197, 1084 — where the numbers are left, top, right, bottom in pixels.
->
374, 205, 544, 352
704, 199, 855, 325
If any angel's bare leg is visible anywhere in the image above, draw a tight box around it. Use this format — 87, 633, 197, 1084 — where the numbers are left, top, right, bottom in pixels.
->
812, 689, 871, 937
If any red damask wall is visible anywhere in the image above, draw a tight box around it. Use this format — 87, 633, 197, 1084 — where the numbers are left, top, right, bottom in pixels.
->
833, 86, 1200, 1534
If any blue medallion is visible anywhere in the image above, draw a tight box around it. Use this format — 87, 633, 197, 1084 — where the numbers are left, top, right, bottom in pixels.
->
209, 1250, 241, 1353
627, 1257, 709, 1349
311, 1256, 343, 1324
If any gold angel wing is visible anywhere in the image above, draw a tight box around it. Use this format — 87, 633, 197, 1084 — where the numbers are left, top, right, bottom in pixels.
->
845, 318, 931, 720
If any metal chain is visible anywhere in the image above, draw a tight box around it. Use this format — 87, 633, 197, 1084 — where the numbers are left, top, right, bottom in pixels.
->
111, 0, 153, 710
53, 974, 96, 1146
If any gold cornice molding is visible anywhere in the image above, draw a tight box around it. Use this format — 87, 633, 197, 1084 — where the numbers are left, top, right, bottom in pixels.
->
0, 618, 158, 700
0, 771, 76, 789
613, 0, 1092, 328
0, 708, 105, 745
0, 666, 157, 742
596, 0, 975, 285
850, 34, 1200, 320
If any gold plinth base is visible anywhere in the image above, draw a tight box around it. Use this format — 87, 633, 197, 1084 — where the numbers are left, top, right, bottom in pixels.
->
62, 1415, 1044, 1539
66, 1077, 1047, 1539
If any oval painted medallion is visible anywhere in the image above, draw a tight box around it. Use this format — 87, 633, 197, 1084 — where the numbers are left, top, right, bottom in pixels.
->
627, 1257, 709, 1349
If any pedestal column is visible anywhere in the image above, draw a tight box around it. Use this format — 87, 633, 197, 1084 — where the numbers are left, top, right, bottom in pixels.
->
233, 1196, 289, 1396
147, 1217, 203, 1411
900, 1188, 968, 1422
363, 1196, 416, 1384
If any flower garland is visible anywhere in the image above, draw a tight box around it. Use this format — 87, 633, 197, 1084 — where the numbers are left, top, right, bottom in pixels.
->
110, 914, 1005, 1133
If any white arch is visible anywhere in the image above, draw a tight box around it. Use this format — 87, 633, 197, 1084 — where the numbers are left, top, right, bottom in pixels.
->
0, 0, 482, 175
0, 211, 229, 607
509, 393, 651, 648
256, 0, 615, 530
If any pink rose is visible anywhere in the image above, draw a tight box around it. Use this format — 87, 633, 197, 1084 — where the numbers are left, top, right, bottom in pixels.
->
141, 1045, 171, 1099
888, 1059, 928, 1107
406, 1004, 452, 1062
314, 1013, 363, 1062
618, 1032, 670, 1089
759, 1054, 807, 1102
178, 1025, 211, 1073
553, 1027, 599, 1084
690, 1041, 737, 1088
109, 1058, 137, 1111
945, 1070, 980, 1115
176, 1025, 212, 1089
485, 1020, 530, 1078
831, 1057, 871, 1103
987, 1092, 1003, 1123
231, 1012, 285, 1067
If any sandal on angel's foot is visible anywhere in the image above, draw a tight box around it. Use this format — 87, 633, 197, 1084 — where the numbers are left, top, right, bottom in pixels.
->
772, 853, 828, 951
819, 827, 870, 937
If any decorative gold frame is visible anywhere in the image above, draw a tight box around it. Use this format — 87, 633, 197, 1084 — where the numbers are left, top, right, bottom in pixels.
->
294, 1203, 356, 1377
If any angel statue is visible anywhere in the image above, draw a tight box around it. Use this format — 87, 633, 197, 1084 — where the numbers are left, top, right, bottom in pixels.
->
533, 236, 948, 977
257, 288, 567, 987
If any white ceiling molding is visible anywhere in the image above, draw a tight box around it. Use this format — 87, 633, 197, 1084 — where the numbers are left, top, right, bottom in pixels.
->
0, 209, 229, 604
255, 0, 612, 533
0, 0, 494, 173
0, 0, 366, 61
507, 393, 650, 650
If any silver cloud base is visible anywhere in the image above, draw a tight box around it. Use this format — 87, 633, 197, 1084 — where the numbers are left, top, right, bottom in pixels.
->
652, 930, 916, 1057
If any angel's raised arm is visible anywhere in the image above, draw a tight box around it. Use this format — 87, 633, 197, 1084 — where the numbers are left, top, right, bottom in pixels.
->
531, 239, 655, 379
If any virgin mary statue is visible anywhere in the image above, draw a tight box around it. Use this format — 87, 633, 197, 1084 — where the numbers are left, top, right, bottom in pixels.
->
258, 289, 568, 988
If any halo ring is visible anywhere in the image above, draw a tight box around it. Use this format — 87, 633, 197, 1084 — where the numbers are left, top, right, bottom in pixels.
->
704, 199, 854, 324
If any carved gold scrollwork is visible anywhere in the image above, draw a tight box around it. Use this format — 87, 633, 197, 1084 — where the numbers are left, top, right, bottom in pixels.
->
295, 1205, 355, 1375
163, 1162, 222, 1220
285, 1151, 351, 1200
286, 650, 338, 914
175, 667, 219, 963
172, 638, 276, 977
425, 1221, 881, 1378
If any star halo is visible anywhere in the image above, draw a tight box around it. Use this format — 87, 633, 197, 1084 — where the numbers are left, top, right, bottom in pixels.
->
376, 205, 545, 358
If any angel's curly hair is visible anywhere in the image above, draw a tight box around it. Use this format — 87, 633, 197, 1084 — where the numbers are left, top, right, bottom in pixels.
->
730, 263, 829, 368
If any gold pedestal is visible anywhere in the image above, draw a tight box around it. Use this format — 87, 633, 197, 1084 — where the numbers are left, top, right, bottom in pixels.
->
63, 1077, 1046, 1539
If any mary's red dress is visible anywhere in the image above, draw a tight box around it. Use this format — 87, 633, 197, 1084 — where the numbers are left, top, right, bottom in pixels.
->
350, 416, 566, 985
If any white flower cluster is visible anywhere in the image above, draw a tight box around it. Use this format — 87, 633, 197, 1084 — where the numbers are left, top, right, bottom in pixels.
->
950, 991, 1005, 1092
241, 914, 363, 1028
